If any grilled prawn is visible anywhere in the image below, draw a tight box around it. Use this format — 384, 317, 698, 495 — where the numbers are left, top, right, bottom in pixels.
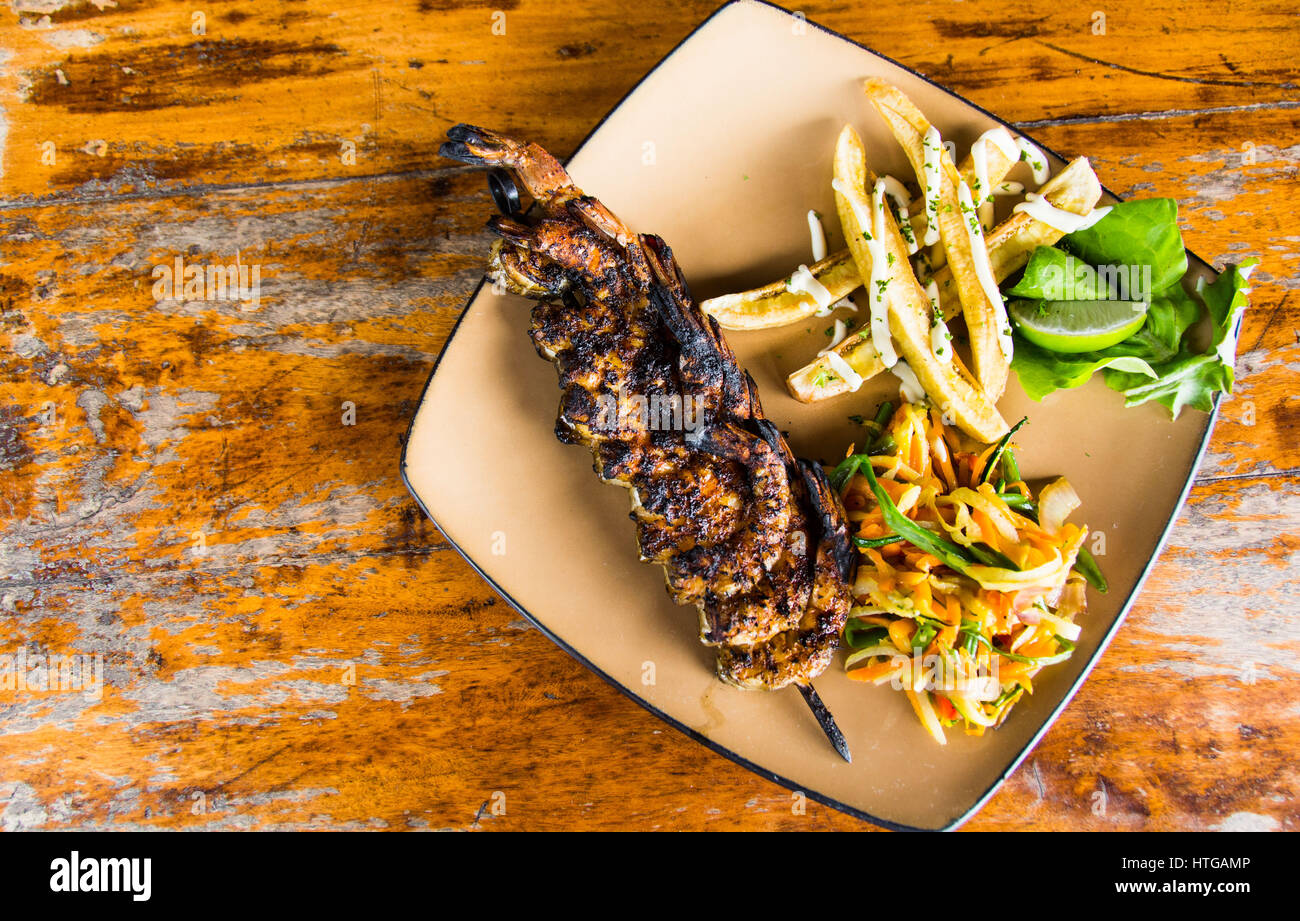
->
440, 125, 854, 693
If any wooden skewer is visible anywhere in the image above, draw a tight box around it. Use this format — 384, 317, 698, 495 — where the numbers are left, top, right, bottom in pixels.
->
797, 683, 851, 763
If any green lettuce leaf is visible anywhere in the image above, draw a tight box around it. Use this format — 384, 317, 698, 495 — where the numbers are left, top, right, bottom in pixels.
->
1011, 339, 1157, 401
1102, 352, 1232, 417
1102, 260, 1257, 417
1001, 190, 1253, 417
1131, 283, 1201, 357
1200, 260, 1255, 366
1010, 261, 1257, 416
1006, 246, 1102, 299
1059, 198, 1188, 295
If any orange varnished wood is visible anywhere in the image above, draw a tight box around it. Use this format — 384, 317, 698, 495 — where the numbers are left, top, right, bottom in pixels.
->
1, 0, 1296, 831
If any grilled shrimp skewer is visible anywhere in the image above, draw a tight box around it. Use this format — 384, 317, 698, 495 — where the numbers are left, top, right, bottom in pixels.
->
441, 125, 854, 757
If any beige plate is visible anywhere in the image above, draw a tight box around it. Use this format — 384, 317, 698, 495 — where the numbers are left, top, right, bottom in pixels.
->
403, 0, 1221, 830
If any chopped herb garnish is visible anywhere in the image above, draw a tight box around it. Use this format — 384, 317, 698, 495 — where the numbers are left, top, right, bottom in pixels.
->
1019, 150, 1045, 171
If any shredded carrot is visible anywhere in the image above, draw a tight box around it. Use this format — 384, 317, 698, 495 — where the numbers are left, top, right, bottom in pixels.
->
888, 619, 916, 653
853, 614, 894, 628
847, 659, 905, 682
971, 509, 1002, 552
994, 661, 1036, 683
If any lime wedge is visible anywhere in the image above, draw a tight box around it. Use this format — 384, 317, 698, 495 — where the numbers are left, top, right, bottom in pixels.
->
1009, 298, 1149, 353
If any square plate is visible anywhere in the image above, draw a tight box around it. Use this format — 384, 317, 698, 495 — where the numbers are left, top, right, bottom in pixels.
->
402, 0, 1219, 830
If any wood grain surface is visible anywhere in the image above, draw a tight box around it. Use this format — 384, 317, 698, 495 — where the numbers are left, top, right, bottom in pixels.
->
1, 0, 1296, 831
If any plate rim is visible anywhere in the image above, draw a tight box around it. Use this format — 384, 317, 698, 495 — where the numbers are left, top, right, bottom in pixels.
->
400, 0, 1226, 831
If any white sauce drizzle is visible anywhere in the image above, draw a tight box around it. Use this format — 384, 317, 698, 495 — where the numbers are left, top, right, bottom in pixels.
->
981, 127, 1020, 160
825, 351, 864, 392
891, 360, 927, 405
1015, 137, 1051, 185
807, 209, 827, 262
925, 279, 952, 364
879, 176, 920, 255
786, 264, 835, 314
1013, 194, 1113, 234
833, 177, 898, 368
818, 318, 848, 355
921, 126, 943, 246
878, 175, 911, 212
957, 181, 1014, 360
869, 179, 899, 368
972, 139, 988, 202
972, 143, 993, 230
994, 180, 1025, 196
971, 128, 1019, 228
925, 278, 941, 311
970, 128, 1017, 204
832, 177, 872, 233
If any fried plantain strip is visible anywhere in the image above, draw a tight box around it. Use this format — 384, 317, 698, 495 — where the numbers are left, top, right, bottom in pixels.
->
701, 250, 858, 330
982, 156, 1102, 279
864, 78, 1013, 400
922, 128, 1019, 275
826, 124, 1008, 443
789, 156, 1103, 404
701, 148, 1015, 331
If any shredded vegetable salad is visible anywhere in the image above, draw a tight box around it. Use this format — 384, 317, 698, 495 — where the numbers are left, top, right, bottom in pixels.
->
833, 401, 1106, 744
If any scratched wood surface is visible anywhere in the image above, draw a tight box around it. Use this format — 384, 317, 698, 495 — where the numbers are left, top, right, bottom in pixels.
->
1, 0, 1296, 831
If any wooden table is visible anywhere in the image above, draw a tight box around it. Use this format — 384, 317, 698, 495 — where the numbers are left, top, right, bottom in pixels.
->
1, 0, 1295, 831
